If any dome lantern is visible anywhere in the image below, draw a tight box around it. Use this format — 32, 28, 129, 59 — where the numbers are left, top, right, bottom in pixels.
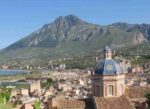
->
103, 46, 112, 59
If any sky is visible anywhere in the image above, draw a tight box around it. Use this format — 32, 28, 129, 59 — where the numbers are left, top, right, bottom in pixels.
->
0, 0, 150, 49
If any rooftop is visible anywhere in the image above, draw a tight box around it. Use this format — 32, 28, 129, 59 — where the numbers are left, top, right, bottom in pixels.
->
54, 99, 85, 109
125, 86, 150, 98
94, 95, 135, 109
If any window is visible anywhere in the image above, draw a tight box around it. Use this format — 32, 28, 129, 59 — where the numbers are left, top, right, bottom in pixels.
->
120, 84, 124, 95
108, 85, 114, 96
95, 85, 100, 96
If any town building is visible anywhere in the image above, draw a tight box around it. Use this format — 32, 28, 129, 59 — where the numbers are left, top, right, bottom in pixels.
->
91, 46, 135, 109
29, 80, 41, 94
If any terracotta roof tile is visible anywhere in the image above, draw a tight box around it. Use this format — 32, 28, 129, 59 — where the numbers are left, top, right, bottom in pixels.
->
94, 95, 135, 109
125, 87, 150, 98
56, 99, 85, 108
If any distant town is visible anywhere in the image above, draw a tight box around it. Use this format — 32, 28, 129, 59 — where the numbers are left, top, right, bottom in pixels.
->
0, 46, 150, 109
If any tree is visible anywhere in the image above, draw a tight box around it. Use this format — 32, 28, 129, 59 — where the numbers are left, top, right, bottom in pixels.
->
145, 93, 150, 109
0, 90, 11, 104
34, 100, 41, 109
41, 78, 54, 88
0, 88, 11, 109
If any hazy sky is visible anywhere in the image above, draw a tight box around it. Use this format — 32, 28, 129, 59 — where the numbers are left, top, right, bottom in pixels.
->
0, 0, 150, 49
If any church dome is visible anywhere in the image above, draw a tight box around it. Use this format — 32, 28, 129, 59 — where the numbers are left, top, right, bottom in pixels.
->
94, 59, 123, 75
94, 46, 123, 75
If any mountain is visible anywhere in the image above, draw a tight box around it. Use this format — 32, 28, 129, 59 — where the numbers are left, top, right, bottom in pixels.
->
0, 15, 149, 63
111, 22, 150, 40
6, 15, 87, 50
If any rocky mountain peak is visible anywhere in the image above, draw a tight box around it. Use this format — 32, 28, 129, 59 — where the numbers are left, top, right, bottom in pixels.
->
35, 15, 87, 35
53, 14, 86, 27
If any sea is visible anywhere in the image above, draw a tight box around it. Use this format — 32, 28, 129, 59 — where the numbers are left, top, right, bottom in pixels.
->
0, 69, 29, 76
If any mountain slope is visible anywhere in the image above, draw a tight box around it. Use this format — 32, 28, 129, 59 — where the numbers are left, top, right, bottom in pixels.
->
0, 15, 149, 63
111, 22, 150, 40
6, 15, 88, 50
